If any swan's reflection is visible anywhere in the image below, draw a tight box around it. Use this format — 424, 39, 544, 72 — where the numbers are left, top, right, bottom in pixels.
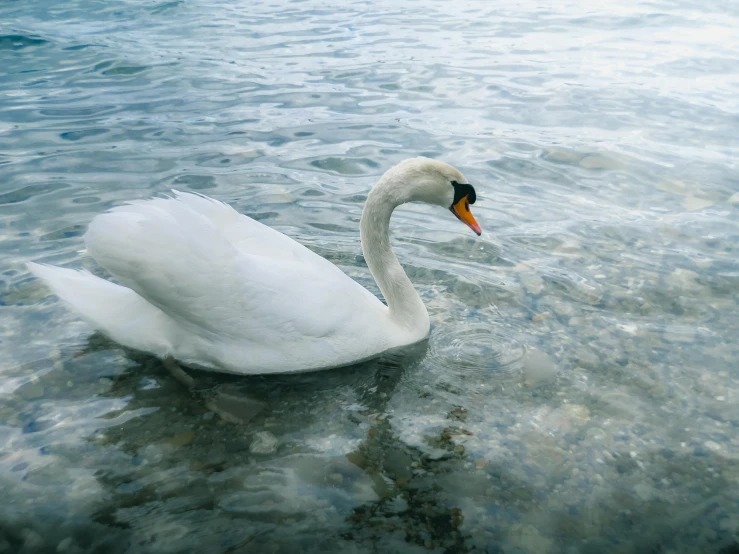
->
71, 336, 448, 549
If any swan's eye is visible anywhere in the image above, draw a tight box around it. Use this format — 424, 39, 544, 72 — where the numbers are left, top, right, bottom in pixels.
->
450, 181, 476, 206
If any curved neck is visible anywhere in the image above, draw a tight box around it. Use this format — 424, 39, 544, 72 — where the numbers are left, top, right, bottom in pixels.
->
359, 177, 429, 335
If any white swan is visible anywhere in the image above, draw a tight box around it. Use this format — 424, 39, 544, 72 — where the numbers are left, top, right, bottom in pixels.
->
28, 157, 481, 375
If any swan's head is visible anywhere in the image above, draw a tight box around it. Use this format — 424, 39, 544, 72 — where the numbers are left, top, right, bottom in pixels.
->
382, 157, 481, 236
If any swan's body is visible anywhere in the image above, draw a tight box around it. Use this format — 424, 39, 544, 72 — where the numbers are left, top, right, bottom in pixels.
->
28, 157, 480, 375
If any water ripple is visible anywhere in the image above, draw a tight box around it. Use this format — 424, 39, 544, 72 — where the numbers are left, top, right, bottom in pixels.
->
400, 323, 526, 402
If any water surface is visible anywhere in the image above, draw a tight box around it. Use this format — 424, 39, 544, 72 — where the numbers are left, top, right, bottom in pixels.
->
2, 0, 739, 552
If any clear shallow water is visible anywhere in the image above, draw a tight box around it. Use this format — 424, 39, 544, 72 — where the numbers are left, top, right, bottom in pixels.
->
2, 0, 739, 552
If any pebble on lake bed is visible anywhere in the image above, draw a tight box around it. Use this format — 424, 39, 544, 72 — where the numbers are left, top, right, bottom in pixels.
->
520, 273, 544, 295
561, 404, 590, 423
250, 431, 278, 454
683, 195, 715, 211
166, 431, 196, 447
18, 379, 45, 400
21, 529, 44, 551
532, 311, 551, 322
664, 268, 703, 292
56, 537, 74, 552
507, 523, 553, 554
205, 389, 267, 425
522, 349, 557, 386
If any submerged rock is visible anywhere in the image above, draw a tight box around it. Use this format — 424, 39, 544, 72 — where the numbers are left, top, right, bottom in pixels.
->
56, 537, 75, 552
21, 529, 44, 551
634, 482, 655, 502
531, 311, 551, 322
522, 349, 557, 386
664, 268, 702, 292
579, 153, 624, 170
18, 379, 44, 400
683, 195, 715, 211
663, 325, 695, 344
520, 273, 544, 295
507, 523, 553, 554
562, 404, 590, 424
205, 390, 267, 425
250, 431, 278, 454
166, 431, 196, 447
553, 239, 581, 255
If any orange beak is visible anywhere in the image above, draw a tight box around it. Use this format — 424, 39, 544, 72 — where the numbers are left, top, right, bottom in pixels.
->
450, 195, 482, 236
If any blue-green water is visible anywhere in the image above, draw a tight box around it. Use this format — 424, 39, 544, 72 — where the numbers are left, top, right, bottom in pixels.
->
2, 0, 739, 552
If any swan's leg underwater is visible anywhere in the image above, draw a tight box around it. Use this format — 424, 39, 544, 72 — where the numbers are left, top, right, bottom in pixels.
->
163, 356, 195, 389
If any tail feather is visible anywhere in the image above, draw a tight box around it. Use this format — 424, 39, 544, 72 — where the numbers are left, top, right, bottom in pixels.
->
27, 262, 172, 356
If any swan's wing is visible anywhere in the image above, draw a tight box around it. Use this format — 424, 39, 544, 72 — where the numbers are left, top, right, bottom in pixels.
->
83, 195, 377, 342
171, 190, 333, 265
108, 191, 327, 265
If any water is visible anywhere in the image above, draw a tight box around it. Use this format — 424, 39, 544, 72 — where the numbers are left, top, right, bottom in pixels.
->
2, 0, 739, 552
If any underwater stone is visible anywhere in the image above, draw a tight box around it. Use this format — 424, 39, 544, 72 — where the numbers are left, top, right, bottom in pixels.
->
551, 300, 575, 317
683, 195, 715, 211
21, 529, 44, 551
704, 441, 722, 453
56, 537, 74, 552
206, 391, 266, 425
568, 316, 584, 326
574, 349, 600, 370
19, 379, 44, 400
562, 404, 590, 424
507, 523, 553, 554
532, 311, 550, 322
553, 239, 581, 255
664, 268, 702, 292
522, 350, 557, 385
579, 154, 624, 170
634, 482, 655, 501
520, 273, 544, 295
166, 431, 196, 447
383, 447, 413, 480
663, 325, 695, 344
616, 455, 638, 474
249, 431, 278, 454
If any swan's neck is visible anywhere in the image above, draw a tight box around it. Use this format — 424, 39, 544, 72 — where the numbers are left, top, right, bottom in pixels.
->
359, 179, 429, 336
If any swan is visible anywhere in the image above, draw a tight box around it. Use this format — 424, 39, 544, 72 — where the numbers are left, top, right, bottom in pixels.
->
27, 157, 481, 375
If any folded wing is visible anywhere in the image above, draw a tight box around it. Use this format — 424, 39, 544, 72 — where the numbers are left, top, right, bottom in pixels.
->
84, 193, 379, 345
